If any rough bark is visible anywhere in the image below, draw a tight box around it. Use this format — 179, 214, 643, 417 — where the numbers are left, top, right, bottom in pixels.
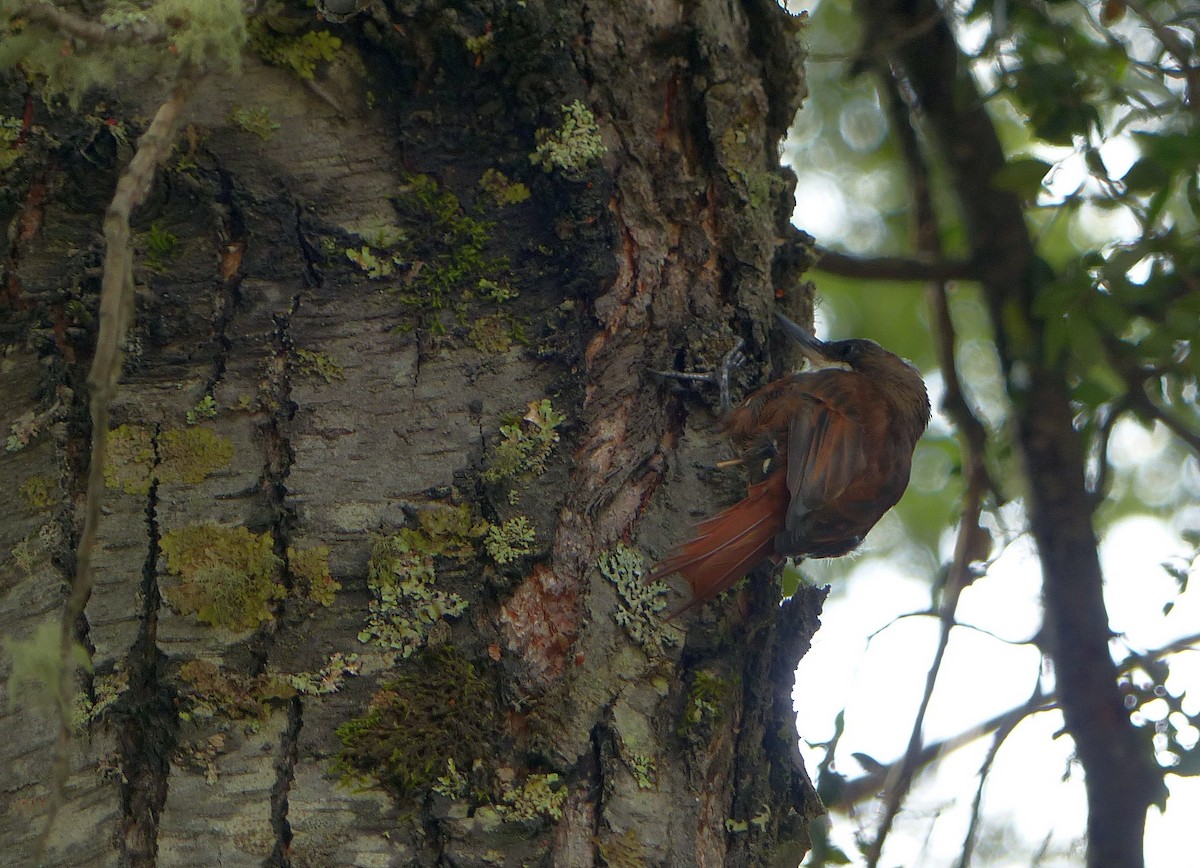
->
1, 1, 820, 865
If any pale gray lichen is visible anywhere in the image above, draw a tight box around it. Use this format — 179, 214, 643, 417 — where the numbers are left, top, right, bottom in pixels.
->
530, 100, 606, 177
599, 543, 676, 650
358, 507, 481, 658
484, 516, 535, 564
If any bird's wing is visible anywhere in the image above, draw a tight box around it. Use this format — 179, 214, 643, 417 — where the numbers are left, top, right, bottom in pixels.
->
784, 373, 869, 537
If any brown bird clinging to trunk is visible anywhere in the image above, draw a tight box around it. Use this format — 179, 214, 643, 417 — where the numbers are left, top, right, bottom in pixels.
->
649, 313, 930, 613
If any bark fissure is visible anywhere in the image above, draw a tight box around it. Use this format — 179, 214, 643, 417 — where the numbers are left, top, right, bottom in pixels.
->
115, 429, 175, 867
267, 696, 302, 868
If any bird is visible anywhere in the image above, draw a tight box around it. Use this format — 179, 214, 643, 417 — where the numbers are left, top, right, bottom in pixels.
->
648, 313, 930, 613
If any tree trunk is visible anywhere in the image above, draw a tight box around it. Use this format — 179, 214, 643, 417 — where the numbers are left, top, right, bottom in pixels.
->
0, 2, 819, 865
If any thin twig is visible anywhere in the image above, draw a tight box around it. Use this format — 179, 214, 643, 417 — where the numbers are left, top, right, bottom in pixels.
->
956, 685, 1047, 868
41, 75, 194, 859
836, 690, 1055, 806
813, 246, 977, 282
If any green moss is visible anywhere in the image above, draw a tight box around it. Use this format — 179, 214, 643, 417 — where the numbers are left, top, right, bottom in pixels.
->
358, 504, 484, 657
497, 773, 566, 822
483, 516, 535, 565
288, 544, 341, 606
391, 174, 500, 315
295, 349, 345, 383
228, 105, 280, 140
478, 168, 530, 207
600, 543, 675, 650
530, 100, 606, 177
334, 646, 495, 796
482, 399, 566, 483
0, 116, 23, 173
160, 524, 283, 630
142, 222, 178, 270
249, 21, 341, 80
18, 475, 55, 511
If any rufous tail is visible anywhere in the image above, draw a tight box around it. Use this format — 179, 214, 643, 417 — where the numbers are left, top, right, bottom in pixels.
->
647, 470, 788, 615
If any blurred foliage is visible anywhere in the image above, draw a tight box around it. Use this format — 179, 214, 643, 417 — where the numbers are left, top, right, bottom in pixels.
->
787, 0, 1199, 863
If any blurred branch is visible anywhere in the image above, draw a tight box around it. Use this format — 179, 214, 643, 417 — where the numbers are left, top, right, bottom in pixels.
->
42, 74, 194, 859
813, 247, 977, 282
851, 1, 1168, 864
1102, 335, 1200, 457
835, 690, 1055, 806
860, 48, 996, 868
14, 1, 170, 45
1119, 0, 1200, 115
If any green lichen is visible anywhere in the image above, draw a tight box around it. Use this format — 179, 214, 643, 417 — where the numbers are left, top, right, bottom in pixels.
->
482, 399, 566, 483
476, 277, 518, 303
478, 168, 530, 207
530, 100, 606, 177
158, 426, 234, 485
178, 653, 360, 722
432, 758, 469, 798
186, 394, 218, 425
467, 313, 522, 354
358, 505, 483, 657
464, 30, 494, 61
346, 244, 401, 279
296, 349, 345, 383
18, 475, 55, 511
104, 424, 233, 495
283, 652, 361, 696
627, 753, 656, 790
160, 524, 283, 630
598, 829, 647, 868
600, 543, 675, 650
679, 671, 729, 737
228, 105, 280, 140
497, 773, 566, 822
484, 516, 535, 565
104, 424, 156, 494
73, 669, 128, 732
288, 544, 341, 606
249, 22, 341, 80
334, 646, 496, 797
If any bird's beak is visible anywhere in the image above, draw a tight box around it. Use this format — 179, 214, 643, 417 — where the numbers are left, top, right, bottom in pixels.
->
774, 312, 833, 366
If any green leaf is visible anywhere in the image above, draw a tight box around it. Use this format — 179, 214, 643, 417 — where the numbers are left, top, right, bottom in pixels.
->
992, 157, 1053, 198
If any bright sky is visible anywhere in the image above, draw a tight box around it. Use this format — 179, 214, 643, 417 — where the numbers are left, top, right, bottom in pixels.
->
793, 437, 1200, 866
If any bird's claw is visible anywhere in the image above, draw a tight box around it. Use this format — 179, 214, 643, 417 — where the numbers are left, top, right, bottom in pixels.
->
652, 337, 746, 414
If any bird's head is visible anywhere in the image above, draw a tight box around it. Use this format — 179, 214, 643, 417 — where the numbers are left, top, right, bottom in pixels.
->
775, 312, 931, 430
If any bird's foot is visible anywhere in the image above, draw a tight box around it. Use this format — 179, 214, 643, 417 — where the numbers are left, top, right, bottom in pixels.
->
652, 337, 746, 414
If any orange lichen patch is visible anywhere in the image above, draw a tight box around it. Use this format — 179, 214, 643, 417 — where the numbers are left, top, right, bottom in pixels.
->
498, 564, 578, 688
